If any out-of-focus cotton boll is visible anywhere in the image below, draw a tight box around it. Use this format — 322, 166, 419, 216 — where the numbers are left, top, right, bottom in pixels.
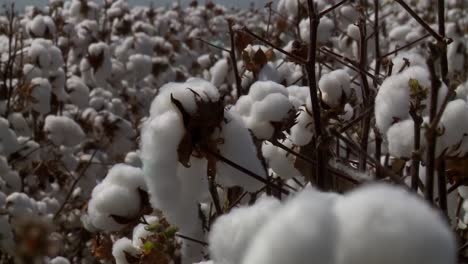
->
8, 113, 31, 138
50, 256, 71, 264
127, 54, 153, 81
299, 16, 334, 44
334, 184, 456, 264
242, 188, 339, 264
27, 15, 56, 38
112, 237, 141, 264
0, 118, 20, 156
319, 69, 351, 107
44, 115, 85, 147
49, 69, 69, 102
438, 100, 468, 157
209, 196, 281, 264
210, 58, 229, 87
30, 78, 52, 114
0, 157, 22, 194
67, 76, 90, 108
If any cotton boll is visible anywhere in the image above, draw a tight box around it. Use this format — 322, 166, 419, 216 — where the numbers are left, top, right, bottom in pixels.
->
30, 78, 51, 114
102, 164, 146, 192
299, 16, 334, 43
242, 188, 338, 264
209, 196, 281, 264
0, 157, 21, 194
8, 113, 31, 138
112, 237, 141, 264
210, 58, 229, 87
197, 54, 213, 69
44, 115, 85, 147
334, 184, 456, 264
439, 100, 468, 156
28, 15, 56, 38
216, 110, 266, 191
127, 54, 153, 81
262, 140, 301, 180
289, 106, 314, 146
67, 76, 90, 108
23, 64, 43, 81
319, 69, 351, 107
50, 256, 70, 264
49, 69, 69, 102
391, 52, 427, 74
386, 119, 419, 159
0, 118, 20, 156
132, 215, 159, 248
258, 63, 280, 83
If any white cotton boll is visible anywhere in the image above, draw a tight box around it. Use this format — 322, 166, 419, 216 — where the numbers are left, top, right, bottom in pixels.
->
242, 188, 338, 264
49, 46, 64, 71
300, 17, 334, 43
0, 118, 20, 156
287, 85, 310, 108
439, 100, 468, 156
447, 40, 465, 75
234, 96, 253, 116
341, 103, 354, 121
112, 237, 141, 264
346, 24, 360, 40
258, 63, 280, 83
389, 25, 412, 43
6, 192, 39, 219
23, 64, 43, 81
67, 76, 89, 108
30, 78, 51, 114
197, 54, 212, 69
8, 113, 31, 138
209, 196, 281, 264
50, 256, 70, 264
111, 98, 126, 117
455, 81, 468, 101
127, 54, 153, 81
49, 69, 68, 102
334, 184, 456, 264
132, 215, 159, 248
125, 152, 143, 168
0, 157, 21, 194
249, 81, 288, 101
252, 93, 292, 122
44, 115, 85, 147
262, 140, 301, 180
386, 119, 419, 159
29, 40, 51, 70
319, 70, 350, 107
28, 15, 56, 38
290, 106, 314, 146
210, 58, 229, 87
216, 110, 266, 192
340, 5, 359, 22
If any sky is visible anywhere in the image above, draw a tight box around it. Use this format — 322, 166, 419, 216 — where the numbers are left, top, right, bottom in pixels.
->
0, 0, 263, 10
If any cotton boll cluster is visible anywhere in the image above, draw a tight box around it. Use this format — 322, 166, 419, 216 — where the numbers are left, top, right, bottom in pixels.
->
83, 164, 146, 232
318, 69, 351, 108
209, 196, 281, 264
27, 15, 56, 38
235, 81, 294, 140
206, 184, 456, 264
44, 115, 85, 147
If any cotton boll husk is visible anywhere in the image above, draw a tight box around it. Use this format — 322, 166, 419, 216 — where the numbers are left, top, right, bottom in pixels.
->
216, 109, 266, 192
242, 188, 338, 264
112, 237, 141, 264
262, 140, 301, 180
30, 78, 51, 114
44, 115, 85, 147
334, 184, 456, 264
209, 196, 281, 264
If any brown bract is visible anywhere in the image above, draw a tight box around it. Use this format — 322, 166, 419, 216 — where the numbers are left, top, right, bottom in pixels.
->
170, 89, 225, 169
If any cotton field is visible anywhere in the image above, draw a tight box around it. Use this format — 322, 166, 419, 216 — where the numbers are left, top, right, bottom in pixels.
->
0, 0, 467, 263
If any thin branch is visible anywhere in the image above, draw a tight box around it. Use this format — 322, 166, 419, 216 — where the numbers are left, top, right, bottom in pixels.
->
379, 33, 430, 59
227, 20, 243, 97
318, 0, 349, 18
